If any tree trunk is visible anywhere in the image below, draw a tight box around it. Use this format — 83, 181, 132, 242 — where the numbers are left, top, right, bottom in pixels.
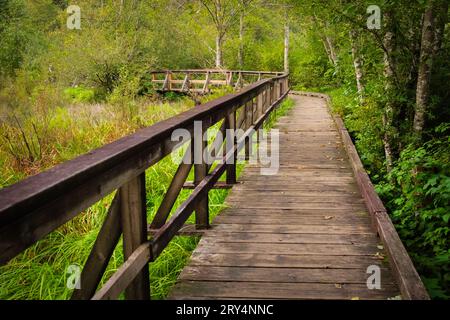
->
382, 9, 397, 172
238, 13, 244, 68
413, 0, 448, 136
284, 21, 290, 73
216, 34, 223, 68
349, 29, 365, 101
325, 36, 338, 67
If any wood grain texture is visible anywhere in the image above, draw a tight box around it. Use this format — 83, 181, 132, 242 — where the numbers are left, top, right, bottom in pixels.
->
169, 94, 402, 300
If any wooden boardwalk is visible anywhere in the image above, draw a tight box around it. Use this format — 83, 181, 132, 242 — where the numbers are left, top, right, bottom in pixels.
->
169, 94, 401, 300
1, 71, 427, 300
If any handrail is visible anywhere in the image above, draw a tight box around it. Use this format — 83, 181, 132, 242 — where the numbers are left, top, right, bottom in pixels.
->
150, 69, 284, 93
0, 71, 290, 300
150, 69, 284, 75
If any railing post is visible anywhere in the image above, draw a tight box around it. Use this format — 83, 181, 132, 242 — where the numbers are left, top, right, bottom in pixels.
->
119, 173, 150, 300
244, 101, 252, 160
194, 123, 209, 229
257, 93, 264, 142
280, 80, 283, 97
168, 72, 172, 91
202, 71, 211, 94
225, 111, 237, 184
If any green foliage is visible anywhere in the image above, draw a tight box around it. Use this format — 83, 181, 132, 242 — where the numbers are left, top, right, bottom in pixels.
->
63, 87, 96, 103
376, 124, 450, 299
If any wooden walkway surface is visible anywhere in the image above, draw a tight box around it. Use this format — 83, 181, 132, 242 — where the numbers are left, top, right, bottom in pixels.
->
169, 94, 400, 300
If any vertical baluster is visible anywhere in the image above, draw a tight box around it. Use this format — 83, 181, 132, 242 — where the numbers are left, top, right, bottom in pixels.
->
244, 100, 252, 160
119, 173, 150, 300
194, 123, 209, 229
257, 93, 264, 143
225, 111, 237, 184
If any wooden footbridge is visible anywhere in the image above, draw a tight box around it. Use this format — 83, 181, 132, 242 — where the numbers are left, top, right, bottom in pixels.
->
0, 70, 429, 300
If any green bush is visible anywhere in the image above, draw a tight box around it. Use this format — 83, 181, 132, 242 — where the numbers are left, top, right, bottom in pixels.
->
376, 123, 450, 299
63, 87, 96, 103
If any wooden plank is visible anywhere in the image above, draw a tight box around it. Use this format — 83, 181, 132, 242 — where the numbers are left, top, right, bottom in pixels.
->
170, 281, 400, 300
212, 215, 372, 227
225, 195, 365, 204
216, 208, 370, 217
225, 203, 368, 210
188, 252, 387, 269
178, 265, 396, 284
211, 223, 374, 235
202, 232, 378, 244
194, 241, 381, 256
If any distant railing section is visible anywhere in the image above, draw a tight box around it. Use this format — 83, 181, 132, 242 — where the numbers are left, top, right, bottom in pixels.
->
150, 69, 284, 93
0, 71, 290, 300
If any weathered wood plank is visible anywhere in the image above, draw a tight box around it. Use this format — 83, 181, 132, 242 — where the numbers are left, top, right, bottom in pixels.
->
194, 241, 382, 256
213, 215, 371, 226
210, 224, 374, 234
169, 281, 400, 300
201, 232, 379, 245
178, 265, 396, 284
188, 252, 387, 269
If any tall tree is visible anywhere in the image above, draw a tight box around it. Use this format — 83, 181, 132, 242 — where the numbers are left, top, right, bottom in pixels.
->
284, 8, 290, 73
199, 0, 243, 68
413, 0, 449, 137
382, 8, 398, 172
349, 29, 364, 101
237, 0, 255, 69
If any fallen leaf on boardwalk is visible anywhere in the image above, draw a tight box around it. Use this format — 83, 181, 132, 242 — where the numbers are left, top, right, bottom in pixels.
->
377, 245, 384, 250
374, 252, 386, 260
324, 216, 334, 220
351, 297, 360, 300
387, 295, 402, 300
335, 283, 342, 288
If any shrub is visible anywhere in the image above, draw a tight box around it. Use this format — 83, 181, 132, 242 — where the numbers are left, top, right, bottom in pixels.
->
376, 123, 450, 299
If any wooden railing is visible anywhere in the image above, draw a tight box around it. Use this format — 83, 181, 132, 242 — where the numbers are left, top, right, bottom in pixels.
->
0, 72, 290, 300
150, 69, 284, 93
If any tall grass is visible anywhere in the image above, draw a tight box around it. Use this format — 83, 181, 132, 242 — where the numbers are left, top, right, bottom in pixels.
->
0, 92, 294, 300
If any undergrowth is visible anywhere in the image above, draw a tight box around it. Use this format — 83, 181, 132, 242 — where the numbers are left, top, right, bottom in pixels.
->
325, 87, 450, 299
